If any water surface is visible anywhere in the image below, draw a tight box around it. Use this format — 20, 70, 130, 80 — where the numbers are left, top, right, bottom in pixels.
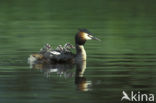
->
0, 0, 156, 103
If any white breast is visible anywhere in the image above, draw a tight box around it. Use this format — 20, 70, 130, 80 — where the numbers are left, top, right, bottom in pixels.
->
76, 45, 87, 61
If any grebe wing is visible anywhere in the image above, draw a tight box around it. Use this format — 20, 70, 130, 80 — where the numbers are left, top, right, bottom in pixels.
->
40, 43, 75, 63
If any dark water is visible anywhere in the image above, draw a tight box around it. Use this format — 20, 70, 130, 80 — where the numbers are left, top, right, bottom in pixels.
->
0, 0, 156, 103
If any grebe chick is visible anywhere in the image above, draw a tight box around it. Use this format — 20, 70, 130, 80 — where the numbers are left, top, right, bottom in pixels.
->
28, 29, 100, 64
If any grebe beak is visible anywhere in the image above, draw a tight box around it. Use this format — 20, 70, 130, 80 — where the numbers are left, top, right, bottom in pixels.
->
91, 36, 101, 41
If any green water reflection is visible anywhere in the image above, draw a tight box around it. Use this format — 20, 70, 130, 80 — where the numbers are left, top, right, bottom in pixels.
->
0, 0, 156, 103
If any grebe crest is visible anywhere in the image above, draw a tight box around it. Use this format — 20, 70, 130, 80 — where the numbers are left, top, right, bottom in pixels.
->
28, 29, 100, 64
75, 28, 100, 45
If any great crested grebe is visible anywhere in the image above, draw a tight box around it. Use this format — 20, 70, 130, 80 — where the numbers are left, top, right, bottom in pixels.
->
28, 29, 100, 64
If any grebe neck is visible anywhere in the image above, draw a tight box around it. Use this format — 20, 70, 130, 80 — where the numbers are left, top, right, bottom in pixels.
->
75, 44, 87, 61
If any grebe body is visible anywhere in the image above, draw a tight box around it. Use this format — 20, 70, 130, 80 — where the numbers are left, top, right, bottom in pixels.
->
28, 29, 100, 64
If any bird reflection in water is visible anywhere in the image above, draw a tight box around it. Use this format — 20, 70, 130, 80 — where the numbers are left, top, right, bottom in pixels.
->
28, 60, 92, 91
75, 61, 92, 91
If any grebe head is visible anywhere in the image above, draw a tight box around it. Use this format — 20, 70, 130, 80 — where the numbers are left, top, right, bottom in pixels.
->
75, 29, 100, 45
